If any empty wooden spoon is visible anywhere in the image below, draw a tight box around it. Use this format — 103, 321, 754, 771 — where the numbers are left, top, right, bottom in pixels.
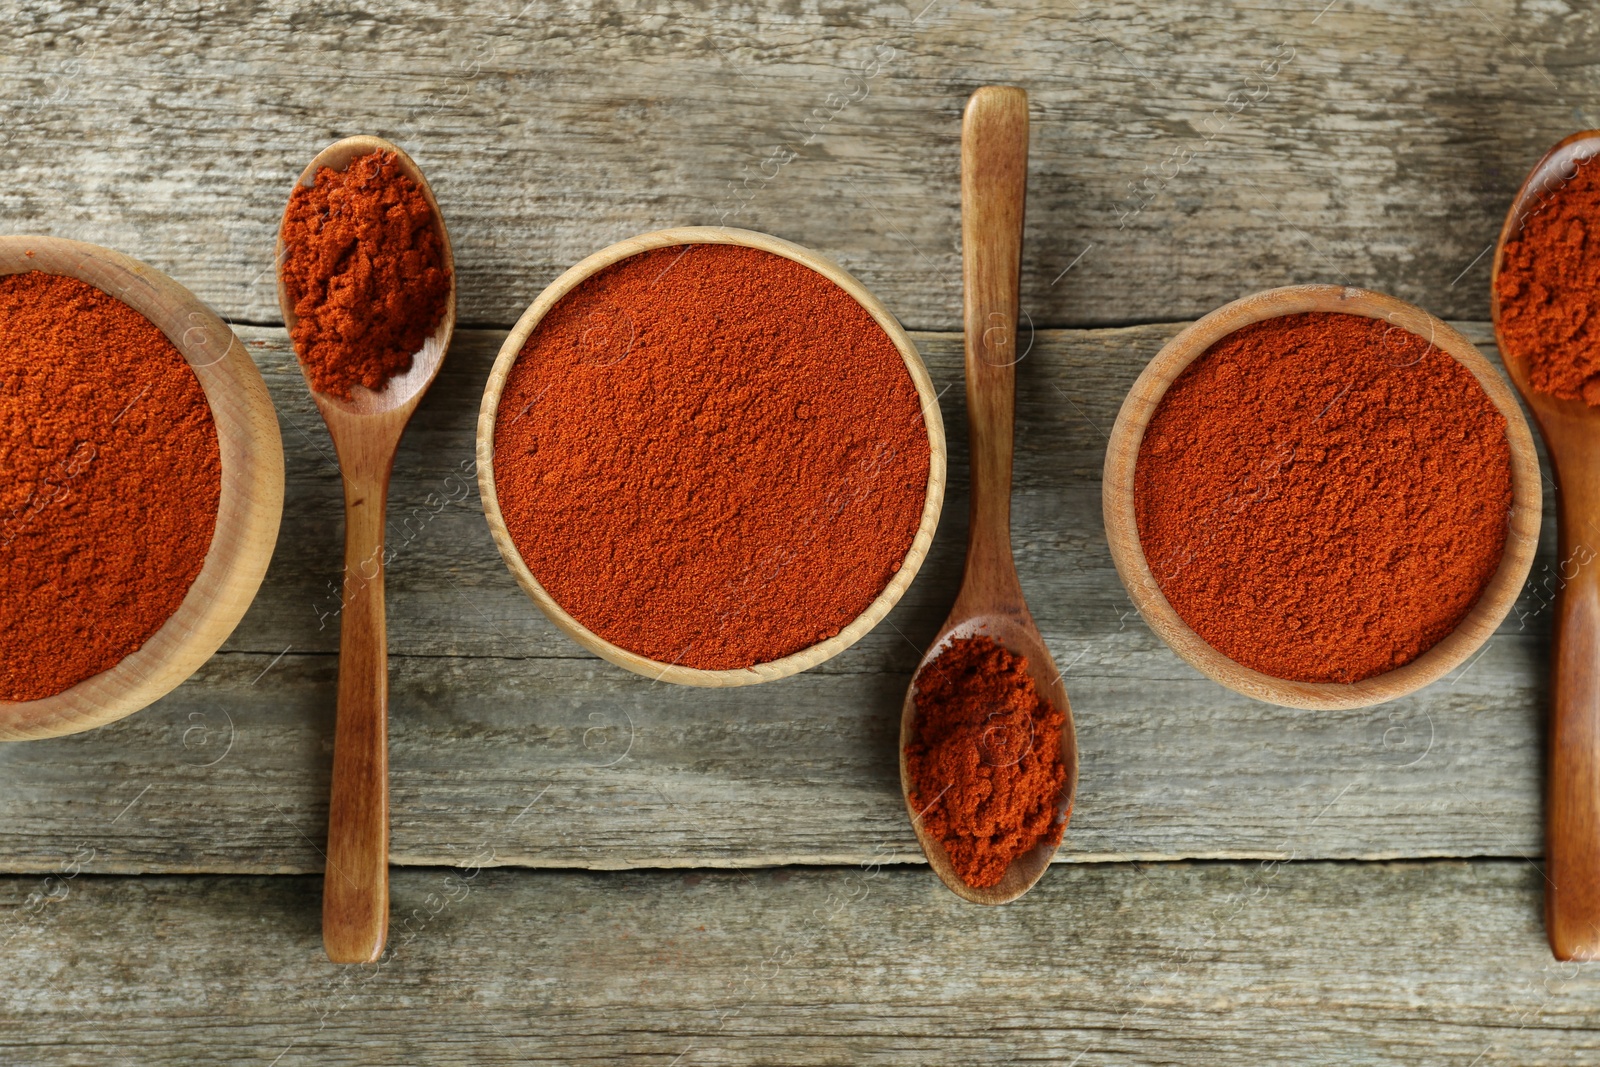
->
1492, 129, 1600, 961
277, 135, 457, 963
898, 86, 1079, 905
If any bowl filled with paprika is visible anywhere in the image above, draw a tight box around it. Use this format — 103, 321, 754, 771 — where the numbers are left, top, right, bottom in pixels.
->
0, 236, 285, 740
478, 226, 945, 686
1103, 284, 1541, 710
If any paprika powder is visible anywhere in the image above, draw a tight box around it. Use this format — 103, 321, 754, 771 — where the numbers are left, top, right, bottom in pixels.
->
1135, 311, 1512, 684
1495, 155, 1600, 402
280, 149, 450, 400
493, 243, 931, 669
905, 635, 1067, 889
0, 271, 221, 702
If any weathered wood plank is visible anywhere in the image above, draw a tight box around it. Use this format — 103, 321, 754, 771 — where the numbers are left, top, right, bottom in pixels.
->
0, 0, 1590, 330
0, 324, 1558, 873
2, 861, 1597, 1064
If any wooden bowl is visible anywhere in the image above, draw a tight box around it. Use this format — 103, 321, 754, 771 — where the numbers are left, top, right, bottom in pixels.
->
478, 226, 946, 686
1102, 284, 1541, 710
0, 237, 285, 740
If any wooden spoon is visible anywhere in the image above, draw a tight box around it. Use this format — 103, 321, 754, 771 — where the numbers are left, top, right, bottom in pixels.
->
897, 86, 1079, 905
1491, 130, 1600, 961
277, 136, 457, 963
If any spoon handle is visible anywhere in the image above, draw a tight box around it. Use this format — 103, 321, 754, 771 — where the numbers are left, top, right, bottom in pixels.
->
1548, 465, 1600, 960
959, 85, 1029, 604
323, 452, 394, 964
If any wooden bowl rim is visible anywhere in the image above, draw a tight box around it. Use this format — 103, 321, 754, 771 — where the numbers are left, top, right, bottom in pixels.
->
0, 236, 285, 739
897, 615, 1078, 904
1101, 283, 1542, 711
477, 225, 947, 687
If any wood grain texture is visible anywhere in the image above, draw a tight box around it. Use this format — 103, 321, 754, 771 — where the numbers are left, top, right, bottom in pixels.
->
0, 0, 1591, 332
321, 441, 393, 963
0, 323, 1560, 875
0, 0, 1586, 1039
3, 861, 1599, 1064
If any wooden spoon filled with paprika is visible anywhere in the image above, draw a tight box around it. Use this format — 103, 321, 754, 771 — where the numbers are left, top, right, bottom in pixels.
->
898, 86, 1078, 905
277, 135, 457, 963
1492, 130, 1600, 961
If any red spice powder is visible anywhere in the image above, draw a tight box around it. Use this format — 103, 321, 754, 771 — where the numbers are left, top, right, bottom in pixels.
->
905, 635, 1067, 889
0, 271, 221, 701
493, 243, 931, 669
1134, 311, 1512, 684
1496, 155, 1600, 403
280, 150, 450, 400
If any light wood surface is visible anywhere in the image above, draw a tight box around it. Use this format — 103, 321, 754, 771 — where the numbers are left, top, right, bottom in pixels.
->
277, 136, 459, 963
3, 0, 1584, 333
6, 861, 1600, 1065
1105, 285, 1542, 710
477, 225, 946, 686
1491, 131, 1600, 961
0, 324, 1563, 875
900, 87, 1076, 904
0, 237, 283, 742
4, 1, 1600, 1055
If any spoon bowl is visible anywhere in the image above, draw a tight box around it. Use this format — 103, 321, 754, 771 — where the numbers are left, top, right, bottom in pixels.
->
1490, 130, 1600, 408
900, 611, 1077, 905
898, 85, 1078, 905
278, 135, 457, 420
1491, 129, 1600, 961
278, 135, 456, 964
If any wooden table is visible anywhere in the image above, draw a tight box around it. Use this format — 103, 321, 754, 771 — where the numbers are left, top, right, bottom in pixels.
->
3, 1, 1597, 1062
